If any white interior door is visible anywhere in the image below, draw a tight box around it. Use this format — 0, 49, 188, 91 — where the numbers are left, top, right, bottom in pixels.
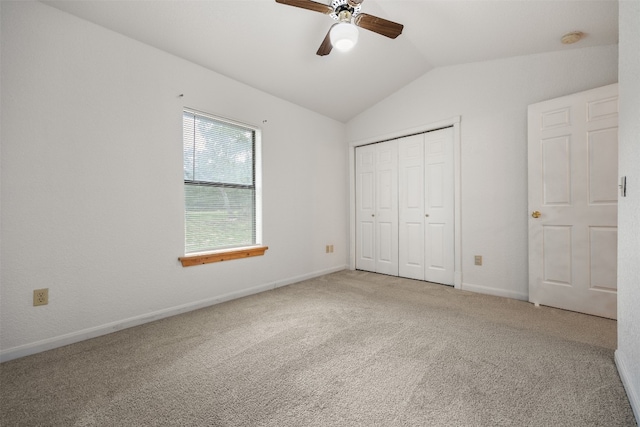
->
399, 134, 425, 280
355, 144, 376, 272
374, 140, 399, 275
528, 83, 618, 319
398, 128, 455, 284
424, 128, 455, 285
355, 140, 398, 275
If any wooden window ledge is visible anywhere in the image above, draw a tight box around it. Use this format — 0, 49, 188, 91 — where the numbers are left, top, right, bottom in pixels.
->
179, 246, 268, 267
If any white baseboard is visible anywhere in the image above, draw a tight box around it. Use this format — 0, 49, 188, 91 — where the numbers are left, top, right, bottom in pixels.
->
615, 350, 640, 424
0, 265, 346, 363
460, 282, 528, 301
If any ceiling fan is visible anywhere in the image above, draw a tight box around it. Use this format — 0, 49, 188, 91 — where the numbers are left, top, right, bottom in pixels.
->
275, 0, 404, 56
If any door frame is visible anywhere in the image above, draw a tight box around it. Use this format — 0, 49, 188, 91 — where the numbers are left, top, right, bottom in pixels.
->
348, 116, 462, 288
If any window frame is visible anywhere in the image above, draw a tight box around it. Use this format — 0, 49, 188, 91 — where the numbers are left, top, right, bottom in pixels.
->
179, 108, 266, 266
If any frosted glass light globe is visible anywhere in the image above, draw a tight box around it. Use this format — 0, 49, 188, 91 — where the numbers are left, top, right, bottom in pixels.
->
330, 23, 359, 52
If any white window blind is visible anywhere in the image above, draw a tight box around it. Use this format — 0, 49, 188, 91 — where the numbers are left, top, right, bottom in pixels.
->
183, 109, 258, 254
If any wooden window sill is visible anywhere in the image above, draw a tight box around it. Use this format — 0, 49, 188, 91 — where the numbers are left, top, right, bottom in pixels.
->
179, 246, 268, 267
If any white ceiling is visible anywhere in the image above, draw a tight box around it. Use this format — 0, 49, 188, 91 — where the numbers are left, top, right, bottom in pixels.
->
43, 0, 618, 122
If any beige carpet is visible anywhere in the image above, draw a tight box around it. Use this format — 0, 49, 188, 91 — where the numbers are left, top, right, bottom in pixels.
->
0, 270, 636, 426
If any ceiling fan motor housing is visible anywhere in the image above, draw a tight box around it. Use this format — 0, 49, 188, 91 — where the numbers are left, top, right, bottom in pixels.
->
330, 0, 361, 21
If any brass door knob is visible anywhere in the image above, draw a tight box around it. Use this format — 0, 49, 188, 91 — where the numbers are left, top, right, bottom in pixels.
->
531, 211, 541, 218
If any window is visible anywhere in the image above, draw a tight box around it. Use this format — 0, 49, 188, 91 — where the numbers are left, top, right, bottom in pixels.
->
182, 109, 263, 260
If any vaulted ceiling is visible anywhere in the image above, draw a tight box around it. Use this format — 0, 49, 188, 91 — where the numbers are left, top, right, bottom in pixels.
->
44, 0, 619, 122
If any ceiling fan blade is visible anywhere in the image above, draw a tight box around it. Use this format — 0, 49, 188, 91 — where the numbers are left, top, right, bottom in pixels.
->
275, 0, 333, 15
316, 25, 335, 56
353, 13, 404, 39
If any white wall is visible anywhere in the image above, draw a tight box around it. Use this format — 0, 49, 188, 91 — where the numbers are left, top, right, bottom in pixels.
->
615, 0, 640, 421
347, 46, 618, 300
0, 1, 348, 361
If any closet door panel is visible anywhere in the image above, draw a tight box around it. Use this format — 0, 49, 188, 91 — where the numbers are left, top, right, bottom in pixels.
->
375, 140, 399, 275
399, 135, 425, 280
424, 128, 455, 284
427, 223, 445, 268
355, 145, 376, 272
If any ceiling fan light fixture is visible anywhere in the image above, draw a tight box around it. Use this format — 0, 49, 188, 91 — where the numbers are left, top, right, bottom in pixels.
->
330, 22, 359, 52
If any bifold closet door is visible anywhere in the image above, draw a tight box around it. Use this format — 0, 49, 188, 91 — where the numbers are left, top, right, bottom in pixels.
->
356, 129, 453, 284
423, 128, 454, 285
355, 140, 398, 275
355, 144, 376, 272
398, 128, 454, 285
398, 134, 426, 280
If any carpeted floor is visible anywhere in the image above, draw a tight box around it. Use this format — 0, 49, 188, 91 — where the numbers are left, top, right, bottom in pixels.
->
0, 270, 636, 426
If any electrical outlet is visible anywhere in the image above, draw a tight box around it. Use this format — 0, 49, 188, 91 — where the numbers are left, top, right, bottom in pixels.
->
474, 255, 482, 266
33, 288, 49, 306
326, 244, 334, 253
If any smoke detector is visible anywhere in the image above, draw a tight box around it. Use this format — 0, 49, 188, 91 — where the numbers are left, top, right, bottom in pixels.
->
561, 31, 585, 44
